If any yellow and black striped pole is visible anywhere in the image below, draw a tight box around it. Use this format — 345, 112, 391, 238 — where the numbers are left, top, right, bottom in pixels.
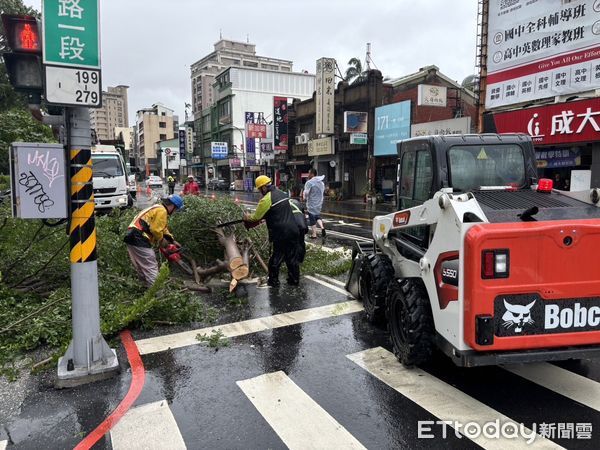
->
69, 147, 97, 263
56, 107, 118, 387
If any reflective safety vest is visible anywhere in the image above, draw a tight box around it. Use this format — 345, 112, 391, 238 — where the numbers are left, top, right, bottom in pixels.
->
127, 204, 172, 245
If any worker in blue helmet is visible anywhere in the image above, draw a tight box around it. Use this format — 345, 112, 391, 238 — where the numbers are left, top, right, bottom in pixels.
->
123, 194, 184, 287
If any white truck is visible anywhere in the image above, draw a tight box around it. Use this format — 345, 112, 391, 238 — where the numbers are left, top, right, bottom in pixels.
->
91, 145, 131, 211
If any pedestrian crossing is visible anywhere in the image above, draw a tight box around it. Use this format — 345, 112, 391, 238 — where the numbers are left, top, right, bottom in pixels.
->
113, 344, 599, 449
237, 372, 366, 450
348, 348, 563, 449
110, 400, 186, 450
0, 440, 7, 450
503, 363, 600, 412
76, 275, 599, 450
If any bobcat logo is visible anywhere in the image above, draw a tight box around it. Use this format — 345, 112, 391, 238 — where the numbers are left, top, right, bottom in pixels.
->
501, 299, 536, 333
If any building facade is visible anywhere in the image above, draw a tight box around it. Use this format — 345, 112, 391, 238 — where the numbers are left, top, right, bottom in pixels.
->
194, 67, 315, 185
190, 39, 293, 116
135, 103, 176, 175
287, 66, 478, 199
90, 85, 129, 142
378, 65, 478, 195
479, 0, 600, 191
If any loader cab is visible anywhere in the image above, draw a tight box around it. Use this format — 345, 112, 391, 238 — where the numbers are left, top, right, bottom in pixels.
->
395, 133, 538, 253
396, 133, 538, 209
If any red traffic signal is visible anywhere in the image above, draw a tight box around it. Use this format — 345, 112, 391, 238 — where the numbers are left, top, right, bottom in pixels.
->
1, 14, 41, 53
1, 14, 42, 92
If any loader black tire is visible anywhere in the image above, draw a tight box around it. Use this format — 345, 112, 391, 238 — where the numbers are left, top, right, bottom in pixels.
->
359, 254, 394, 324
386, 278, 435, 367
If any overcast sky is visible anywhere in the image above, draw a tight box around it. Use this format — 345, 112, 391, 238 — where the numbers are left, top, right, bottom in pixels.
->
26, 0, 478, 125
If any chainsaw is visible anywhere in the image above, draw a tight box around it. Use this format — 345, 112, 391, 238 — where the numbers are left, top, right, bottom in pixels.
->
160, 244, 193, 275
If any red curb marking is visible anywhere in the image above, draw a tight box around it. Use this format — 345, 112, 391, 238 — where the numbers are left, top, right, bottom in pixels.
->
74, 330, 145, 450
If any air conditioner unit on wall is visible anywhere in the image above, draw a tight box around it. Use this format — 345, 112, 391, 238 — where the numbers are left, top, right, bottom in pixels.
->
295, 136, 302, 145
300, 133, 310, 144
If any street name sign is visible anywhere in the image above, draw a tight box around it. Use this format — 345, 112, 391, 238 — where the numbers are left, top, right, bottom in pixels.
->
42, 0, 102, 107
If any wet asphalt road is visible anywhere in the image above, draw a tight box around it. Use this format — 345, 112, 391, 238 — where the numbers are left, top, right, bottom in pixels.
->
2, 190, 599, 449
2, 274, 600, 449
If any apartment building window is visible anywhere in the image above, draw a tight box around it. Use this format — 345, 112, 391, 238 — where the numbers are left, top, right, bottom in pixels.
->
243, 61, 258, 68
160, 134, 167, 141
159, 122, 166, 128
218, 100, 230, 118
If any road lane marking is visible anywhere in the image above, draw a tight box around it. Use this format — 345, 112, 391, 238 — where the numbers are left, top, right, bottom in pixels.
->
305, 275, 352, 297
347, 347, 564, 450
503, 363, 600, 412
0, 440, 7, 450
110, 400, 186, 450
313, 273, 346, 287
237, 371, 366, 450
325, 229, 373, 243
136, 300, 363, 355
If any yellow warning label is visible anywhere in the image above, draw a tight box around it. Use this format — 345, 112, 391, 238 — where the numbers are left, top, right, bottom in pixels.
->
477, 148, 488, 160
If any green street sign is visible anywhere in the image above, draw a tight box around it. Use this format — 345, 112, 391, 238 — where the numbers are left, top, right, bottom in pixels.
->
42, 0, 100, 69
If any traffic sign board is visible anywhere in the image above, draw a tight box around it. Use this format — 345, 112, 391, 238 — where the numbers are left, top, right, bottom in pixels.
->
42, 0, 100, 69
45, 65, 101, 107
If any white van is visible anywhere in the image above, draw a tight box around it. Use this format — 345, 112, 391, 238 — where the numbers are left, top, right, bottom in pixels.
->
91, 145, 130, 210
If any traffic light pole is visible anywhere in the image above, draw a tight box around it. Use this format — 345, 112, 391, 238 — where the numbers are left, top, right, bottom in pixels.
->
56, 107, 119, 388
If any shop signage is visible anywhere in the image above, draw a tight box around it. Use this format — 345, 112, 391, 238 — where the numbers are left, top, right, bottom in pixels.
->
536, 148, 581, 169
350, 133, 368, 145
260, 142, 273, 153
374, 100, 411, 156
411, 117, 471, 137
316, 57, 336, 134
488, 98, 600, 146
211, 141, 228, 160
178, 129, 186, 159
308, 136, 334, 156
229, 158, 241, 167
344, 111, 368, 133
417, 84, 447, 107
273, 97, 288, 152
486, 0, 600, 108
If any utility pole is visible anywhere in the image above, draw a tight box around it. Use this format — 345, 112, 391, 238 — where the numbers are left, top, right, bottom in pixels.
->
56, 107, 119, 388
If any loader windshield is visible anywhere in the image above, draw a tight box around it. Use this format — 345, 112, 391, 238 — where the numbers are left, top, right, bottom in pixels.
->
448, 144, 526, 192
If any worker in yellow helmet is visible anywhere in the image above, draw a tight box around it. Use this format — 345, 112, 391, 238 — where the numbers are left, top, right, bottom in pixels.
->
244, 175, 300, 287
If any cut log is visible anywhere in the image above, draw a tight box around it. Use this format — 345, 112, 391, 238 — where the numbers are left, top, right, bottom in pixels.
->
213, 227, 250, 285
196, 260, 228, 279
183, 280, 211, 293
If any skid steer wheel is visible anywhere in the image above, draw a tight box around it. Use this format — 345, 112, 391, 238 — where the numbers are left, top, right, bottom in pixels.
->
359, 254, 394, 324
386, 278, 435, 367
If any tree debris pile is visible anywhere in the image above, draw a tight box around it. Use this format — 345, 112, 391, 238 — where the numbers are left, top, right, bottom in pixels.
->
0, 195, 350, 378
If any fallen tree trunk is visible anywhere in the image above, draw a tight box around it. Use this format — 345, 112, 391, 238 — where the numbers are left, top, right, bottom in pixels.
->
214, 228, 249, 286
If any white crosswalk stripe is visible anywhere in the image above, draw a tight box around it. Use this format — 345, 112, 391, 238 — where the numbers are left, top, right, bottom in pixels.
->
110, 400, 186, 449
305, 275, 352, 296
313, 273, 346, 287
136, 300, 362, 355
347, 347, 564, 450
0, 440, 7, 450
237, 371, 366, 450
503, 363, 600, 412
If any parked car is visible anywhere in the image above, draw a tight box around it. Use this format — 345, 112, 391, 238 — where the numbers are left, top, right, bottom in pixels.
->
207, 178, 228, 190
146, 175, 163, 188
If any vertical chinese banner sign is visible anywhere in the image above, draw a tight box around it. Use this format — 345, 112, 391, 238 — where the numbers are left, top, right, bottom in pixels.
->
273, 97, 288, 152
